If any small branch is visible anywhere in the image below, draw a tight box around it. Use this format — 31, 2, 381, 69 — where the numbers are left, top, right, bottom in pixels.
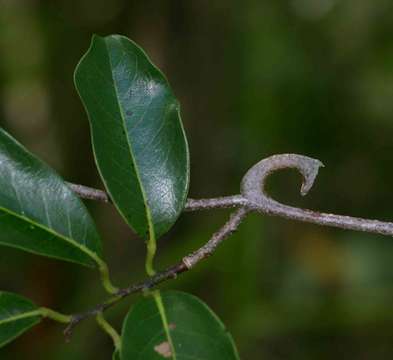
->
63, 153, 393, 339
68, 154, 393, 238
184, 195, 248, 212
183, 207, 249, 268
66, 181, 247, 212
63, 263, 186, 339
63, 209, 247, 339
66, 182, 110, 203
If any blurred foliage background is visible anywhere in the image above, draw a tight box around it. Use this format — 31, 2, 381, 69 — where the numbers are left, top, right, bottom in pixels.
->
1, 0, 393, 359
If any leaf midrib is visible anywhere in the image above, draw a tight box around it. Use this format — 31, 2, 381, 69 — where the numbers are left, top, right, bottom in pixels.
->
0, 310, 41, 326
104, 37, 156, 245
0, 206, 98, 267
153, 291, 177, 360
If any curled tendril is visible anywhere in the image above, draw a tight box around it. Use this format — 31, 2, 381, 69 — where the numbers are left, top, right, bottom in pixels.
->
241, 154, 324, 202
240, 154, 393, 237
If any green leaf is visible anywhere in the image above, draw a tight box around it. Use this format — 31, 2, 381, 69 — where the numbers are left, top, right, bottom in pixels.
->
0, 128, 103, 267
74, 34, 190, 241
120, 291, 240, 360
0, 291, 41, 348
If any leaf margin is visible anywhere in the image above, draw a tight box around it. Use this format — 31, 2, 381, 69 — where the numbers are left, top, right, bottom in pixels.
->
0, 291, 42, 349
0, 127, 106, 269
120, 290, 240, 360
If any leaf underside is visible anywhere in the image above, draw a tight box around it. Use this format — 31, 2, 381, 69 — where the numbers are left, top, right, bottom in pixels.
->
75, 34, 190, 240
0, 128, 103, 267
0, 292, 41, 348
120, 291, 240, 360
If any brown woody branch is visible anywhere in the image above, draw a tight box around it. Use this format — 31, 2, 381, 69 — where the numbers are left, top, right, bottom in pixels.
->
64, 208, 247, 339
64, 153, 393, 338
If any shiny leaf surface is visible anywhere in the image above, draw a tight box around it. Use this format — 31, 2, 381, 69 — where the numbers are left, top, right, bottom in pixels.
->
120, 291, 239, 360
0, 292, 41, 348
0, 128, 103, 267
75, 34, 189, 240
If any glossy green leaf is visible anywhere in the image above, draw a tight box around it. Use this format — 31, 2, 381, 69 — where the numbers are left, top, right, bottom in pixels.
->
120, 291, 240, 360
0, 128, 103, 267
74, 34, 189, 240
0, 292, 41, 348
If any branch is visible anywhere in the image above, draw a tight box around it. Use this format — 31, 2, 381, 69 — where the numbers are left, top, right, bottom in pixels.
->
66, 182, 247, 212
64, 208, 247, 339
64, 262, 186, 340
182, 207, 249, 268
68, 153, 393, 236
64, 153, 393, 338
66, 182, 110, 203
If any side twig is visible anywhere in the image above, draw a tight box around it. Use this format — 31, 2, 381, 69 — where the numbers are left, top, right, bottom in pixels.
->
63, 208, 247, 339
66, 182, 110, 203
66, 182, 247, 212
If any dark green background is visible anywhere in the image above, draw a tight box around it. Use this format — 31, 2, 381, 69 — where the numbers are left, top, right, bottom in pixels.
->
1, 1, 393, 359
